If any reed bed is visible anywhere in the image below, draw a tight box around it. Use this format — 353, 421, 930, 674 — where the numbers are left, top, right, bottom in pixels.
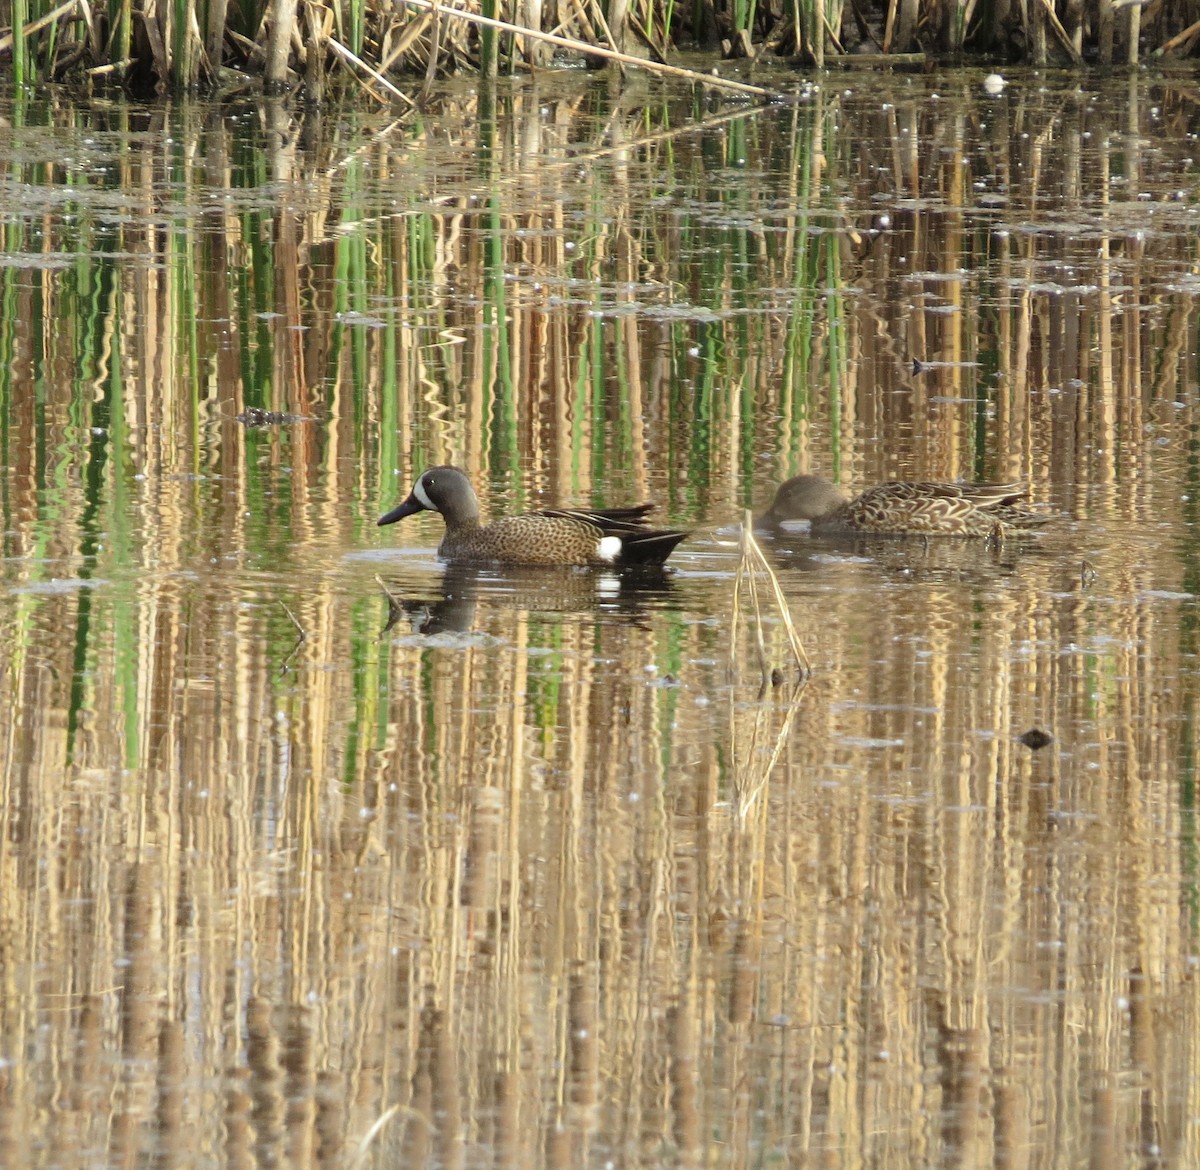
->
1, 0, 1198, 94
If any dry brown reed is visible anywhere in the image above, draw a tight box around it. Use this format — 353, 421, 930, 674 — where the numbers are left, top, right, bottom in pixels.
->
730, 510, 811, 687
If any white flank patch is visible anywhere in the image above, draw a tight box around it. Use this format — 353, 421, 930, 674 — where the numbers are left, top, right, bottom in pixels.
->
596, 536, 622, 563
413, 475, 436, 510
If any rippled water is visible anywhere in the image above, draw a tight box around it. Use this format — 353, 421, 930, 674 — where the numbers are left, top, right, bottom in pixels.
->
1, 69, 1198, 1168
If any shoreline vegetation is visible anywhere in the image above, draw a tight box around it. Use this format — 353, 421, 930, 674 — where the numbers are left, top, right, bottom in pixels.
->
0, 0, 1195, 97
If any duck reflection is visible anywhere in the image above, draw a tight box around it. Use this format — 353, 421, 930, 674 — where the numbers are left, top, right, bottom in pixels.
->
760, 523, 1043, 582
380, 563, 678, 638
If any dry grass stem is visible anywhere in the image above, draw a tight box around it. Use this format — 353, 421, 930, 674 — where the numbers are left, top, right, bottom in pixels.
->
731, 510, 811, 685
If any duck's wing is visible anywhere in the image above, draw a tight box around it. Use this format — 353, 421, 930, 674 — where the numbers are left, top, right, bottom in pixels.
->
536, 504, 656, 533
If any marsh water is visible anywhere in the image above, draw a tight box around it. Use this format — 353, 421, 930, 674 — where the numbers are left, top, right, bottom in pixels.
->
2, 66, 1200, 1168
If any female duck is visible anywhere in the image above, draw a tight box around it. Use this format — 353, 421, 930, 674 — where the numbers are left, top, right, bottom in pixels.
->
760, 474, 1045, 537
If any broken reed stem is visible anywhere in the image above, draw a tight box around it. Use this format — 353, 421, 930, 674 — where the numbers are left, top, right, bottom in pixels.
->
326, 34, 418, 105
0, 0, 74, 54
746, 545, 771, 679
395, 0, 776, 97
730, 509, 811, 684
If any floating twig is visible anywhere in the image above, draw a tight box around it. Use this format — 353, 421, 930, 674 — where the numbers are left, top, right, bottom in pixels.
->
279, 600, 306, 638
277, 600, 307, 675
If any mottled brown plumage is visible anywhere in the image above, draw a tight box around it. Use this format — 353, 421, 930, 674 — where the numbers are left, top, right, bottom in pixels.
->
378, 466, 689, 567
760, 475, 1048, 537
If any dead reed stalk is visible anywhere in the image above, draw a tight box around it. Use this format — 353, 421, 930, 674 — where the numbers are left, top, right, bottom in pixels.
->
729, 510, 811, 687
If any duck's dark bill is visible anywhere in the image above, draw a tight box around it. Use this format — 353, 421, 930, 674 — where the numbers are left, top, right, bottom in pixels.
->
377, 494, 425, 525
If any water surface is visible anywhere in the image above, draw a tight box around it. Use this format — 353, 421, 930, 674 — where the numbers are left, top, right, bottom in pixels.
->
0, 69, 1198, 1168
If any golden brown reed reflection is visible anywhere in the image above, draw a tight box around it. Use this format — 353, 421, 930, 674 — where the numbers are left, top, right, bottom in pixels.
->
1, 72, 1200, 1169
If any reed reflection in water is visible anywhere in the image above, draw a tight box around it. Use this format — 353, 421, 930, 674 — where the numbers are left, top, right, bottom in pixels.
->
0, 70, 1198, 1168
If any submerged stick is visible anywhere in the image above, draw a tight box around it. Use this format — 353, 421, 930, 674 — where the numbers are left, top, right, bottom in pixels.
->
396, 0, 776, 97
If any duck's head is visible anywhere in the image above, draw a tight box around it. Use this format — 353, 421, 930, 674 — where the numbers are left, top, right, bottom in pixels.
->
760, 475, 848, 527
378, 466, 480, 527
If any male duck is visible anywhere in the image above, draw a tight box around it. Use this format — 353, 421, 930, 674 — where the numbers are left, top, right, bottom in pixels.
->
378, 466, 689, 567
760, 474, 1046, 537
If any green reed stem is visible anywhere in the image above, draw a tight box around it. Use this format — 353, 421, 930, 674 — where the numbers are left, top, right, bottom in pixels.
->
45, 8, 62, 78
110, 0, 132, 74
480, 0, 498, 77
172, 0, 189, 86
12, 0, 28, 84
